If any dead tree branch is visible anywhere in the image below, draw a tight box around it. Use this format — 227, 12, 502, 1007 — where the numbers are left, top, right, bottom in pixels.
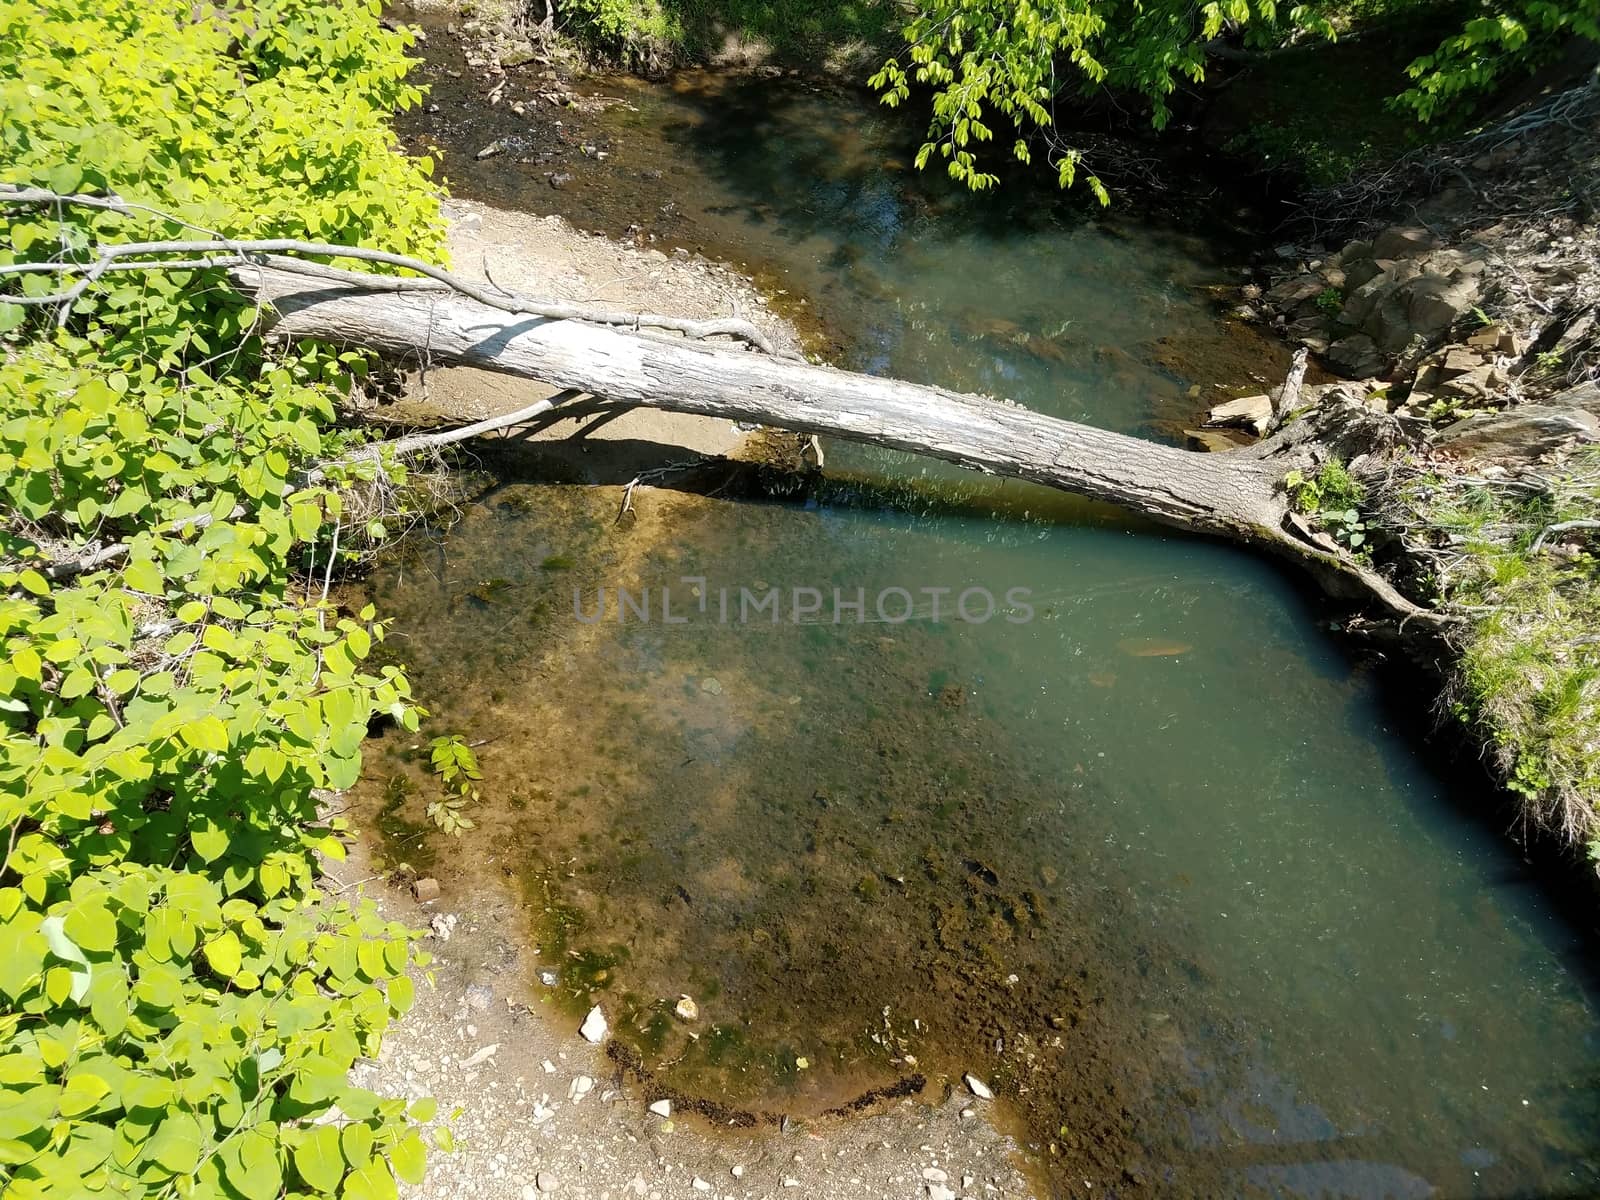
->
0, 185, 779, 352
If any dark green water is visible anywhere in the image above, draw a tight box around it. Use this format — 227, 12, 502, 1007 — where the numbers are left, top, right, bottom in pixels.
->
372, 61, 1600, 1198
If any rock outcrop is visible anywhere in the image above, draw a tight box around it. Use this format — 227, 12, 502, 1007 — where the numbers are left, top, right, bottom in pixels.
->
1261, 226, 1488, 374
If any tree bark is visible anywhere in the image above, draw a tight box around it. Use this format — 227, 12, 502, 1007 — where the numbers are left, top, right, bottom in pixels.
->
234, 264, 1437, 622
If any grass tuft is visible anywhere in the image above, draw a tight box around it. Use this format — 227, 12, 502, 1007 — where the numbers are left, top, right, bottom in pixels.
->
1375, 448, 1600, 852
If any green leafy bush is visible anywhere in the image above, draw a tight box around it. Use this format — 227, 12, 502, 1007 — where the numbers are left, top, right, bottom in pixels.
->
556, 0, 900, 68
869, 0, 1335, 196
1285, 459, 1365, 514
1398, 0, 1600, 121
0, 0, 448, 1195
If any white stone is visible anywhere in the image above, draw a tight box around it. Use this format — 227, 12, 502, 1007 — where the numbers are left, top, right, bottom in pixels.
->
536, 1172, 559, 1193
1205, 393, 1273, 436
568, 1075, 594, 1103
927, 1186, 956, 1200
459, 1043, 499, 1070
922, 1168, 948, 1182
730, 1166, 744, 1178
964, 1074, 994, 1100
692, 1179, 711, 1192
648, 1099, 672, 1118
580, 1005, 608, 1043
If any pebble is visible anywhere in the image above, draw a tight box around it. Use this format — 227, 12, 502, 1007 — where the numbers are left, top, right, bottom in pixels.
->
674, 995, 699, 1021
781, 1179, 800, 1188
964, 1074, 994, 1100
580, 1005, 608, 1043
691, 1179, 711, 1192
648, 1099, 672, 1118
922, 1168, 948, 1182
568, 1075, 593, 1103
536, 1171, 559, 1192
927, 1186, 956, 1200
730, 1166, 744, 1178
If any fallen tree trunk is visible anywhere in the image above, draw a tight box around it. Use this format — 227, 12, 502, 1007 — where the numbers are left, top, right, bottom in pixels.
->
234, 262, 1438, 623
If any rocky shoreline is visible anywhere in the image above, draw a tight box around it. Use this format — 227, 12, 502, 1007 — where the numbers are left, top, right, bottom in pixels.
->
1222, 78, 1598, 461
324, 841, 1032, 1200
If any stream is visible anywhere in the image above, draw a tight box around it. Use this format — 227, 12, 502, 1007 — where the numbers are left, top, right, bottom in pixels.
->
365, 43, 1600, 1198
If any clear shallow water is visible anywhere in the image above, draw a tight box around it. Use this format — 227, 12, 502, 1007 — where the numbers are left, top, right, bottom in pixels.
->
372, 62, 1600, 1198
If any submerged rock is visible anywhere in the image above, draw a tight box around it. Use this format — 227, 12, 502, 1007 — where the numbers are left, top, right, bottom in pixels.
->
580, 1005, 608, 1043
1184, 428, 1241, 453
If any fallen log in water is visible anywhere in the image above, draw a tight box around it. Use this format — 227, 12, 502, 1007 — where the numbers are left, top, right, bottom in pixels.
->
234, 259, 1438, 624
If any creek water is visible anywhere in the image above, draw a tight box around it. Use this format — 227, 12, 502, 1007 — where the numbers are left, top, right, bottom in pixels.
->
366, 61, 1600, 1197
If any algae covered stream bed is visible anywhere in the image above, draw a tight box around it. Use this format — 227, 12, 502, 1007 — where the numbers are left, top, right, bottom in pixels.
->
360, 64, 1600, 1196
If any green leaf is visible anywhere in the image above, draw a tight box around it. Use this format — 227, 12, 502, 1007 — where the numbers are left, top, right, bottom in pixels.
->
45, 966, 73, 1006
224, 1128, 283, 1200
190, 821, 230, 863
294, 1125, 346, 1192
63, 901, 118, 954
35, 921, 88, 1004
179, 714, 230, 752
58, 1072, 113, 1118
123, 557, 164, 595
343, 1157, 397, 1200
206, 929, 243, 978
388, 1132, 426, 1185
146, 1112, 204, 1175
341, 1122, 373, 1168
